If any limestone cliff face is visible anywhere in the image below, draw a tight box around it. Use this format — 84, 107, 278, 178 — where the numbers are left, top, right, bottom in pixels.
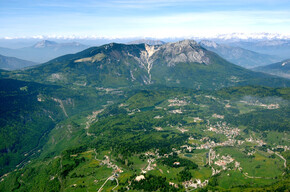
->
153, 40, 211, 66
132, 40, 211, 83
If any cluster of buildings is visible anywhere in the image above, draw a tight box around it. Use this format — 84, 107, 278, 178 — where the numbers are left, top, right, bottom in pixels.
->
245, 136, 266, 146
101, 155, 123, 175
207, 122, 240, 138
141, 158, 156, 173
212, 114, 224, 119
183, 179, 209, 189
194, 138, 242, 150
214, 155, 234, 168
240, 100, 279, 109
169, 109, 183, 114
168, 98, 188, 107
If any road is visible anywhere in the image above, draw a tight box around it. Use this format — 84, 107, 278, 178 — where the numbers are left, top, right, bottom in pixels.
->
275, 152, 287, 168
112, 177, 119, 191
97, 176, 114, 192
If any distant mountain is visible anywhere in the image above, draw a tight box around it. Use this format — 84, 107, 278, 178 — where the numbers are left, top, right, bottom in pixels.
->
31, 40, 85, 49
32, 40, 58, 48
9, 40, 290, 89
0, 54, 37, 70
199, 40, 279, 68
253, 59, 290, 79
227, 40, 290, 60
128, 39, 166, 45
0, 40, 89, 63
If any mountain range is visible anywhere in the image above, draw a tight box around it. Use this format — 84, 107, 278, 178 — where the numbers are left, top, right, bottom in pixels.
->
199, 40, 279, 68
227, 39, 290, 60
7, 40, 290, 90
0, 40, 89, 63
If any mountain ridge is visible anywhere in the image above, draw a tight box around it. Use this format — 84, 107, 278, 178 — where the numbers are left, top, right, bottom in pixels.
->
6, 40, 290, 89
253, 59, 290, 79
199, 40, 280, 68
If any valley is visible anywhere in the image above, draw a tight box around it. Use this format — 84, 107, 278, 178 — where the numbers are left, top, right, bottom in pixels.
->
0, 85, 289, 191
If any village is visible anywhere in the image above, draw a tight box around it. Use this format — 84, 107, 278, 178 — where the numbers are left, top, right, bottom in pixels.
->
80, 95, 289, 191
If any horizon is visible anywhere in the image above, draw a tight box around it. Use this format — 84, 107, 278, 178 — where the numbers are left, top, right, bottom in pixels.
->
1, 0, 290, 39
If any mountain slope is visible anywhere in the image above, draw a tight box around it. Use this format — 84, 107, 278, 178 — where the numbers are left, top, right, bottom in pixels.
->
0, 79, 65, 175
0, 40, 89, 63
0, 77, 126, 176
8, 40, 290, 89
228, 39, 290, 60
0, 54, 37, 70
199, 40, 279, 68
253, 59, 290, 79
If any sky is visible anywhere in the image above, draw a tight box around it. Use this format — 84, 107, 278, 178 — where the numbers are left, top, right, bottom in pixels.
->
0, 0, 290, 39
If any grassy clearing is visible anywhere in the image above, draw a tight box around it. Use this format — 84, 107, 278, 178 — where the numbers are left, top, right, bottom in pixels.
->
190, 166, 212, 181
181, 151, 207, 166
216, 147, 284, 178
217, 170, 278, 189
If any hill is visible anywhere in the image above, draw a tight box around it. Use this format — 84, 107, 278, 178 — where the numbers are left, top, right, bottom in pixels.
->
9, 40, 290, 89
253, 59, 290, 79
0, 54, 37, 70
199, 40, 279, 68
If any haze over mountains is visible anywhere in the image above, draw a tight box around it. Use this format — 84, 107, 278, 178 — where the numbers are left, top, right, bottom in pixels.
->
227, 39, 290, 60
199, 40, 280, 68
0, 40, 89, 63
253, 59, 290, 79
1, 35, 289, 71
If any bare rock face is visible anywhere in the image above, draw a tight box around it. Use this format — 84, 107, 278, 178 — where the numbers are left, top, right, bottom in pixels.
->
129, 40, 212, 84
154, 40, 211, 66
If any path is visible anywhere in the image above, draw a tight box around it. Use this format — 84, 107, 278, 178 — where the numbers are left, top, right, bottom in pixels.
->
275, 152, 287, 168
243, 172, 277, 180
243, 173, 262, 179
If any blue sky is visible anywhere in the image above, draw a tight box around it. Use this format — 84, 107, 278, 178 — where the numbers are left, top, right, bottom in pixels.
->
0, 0, 290, 38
